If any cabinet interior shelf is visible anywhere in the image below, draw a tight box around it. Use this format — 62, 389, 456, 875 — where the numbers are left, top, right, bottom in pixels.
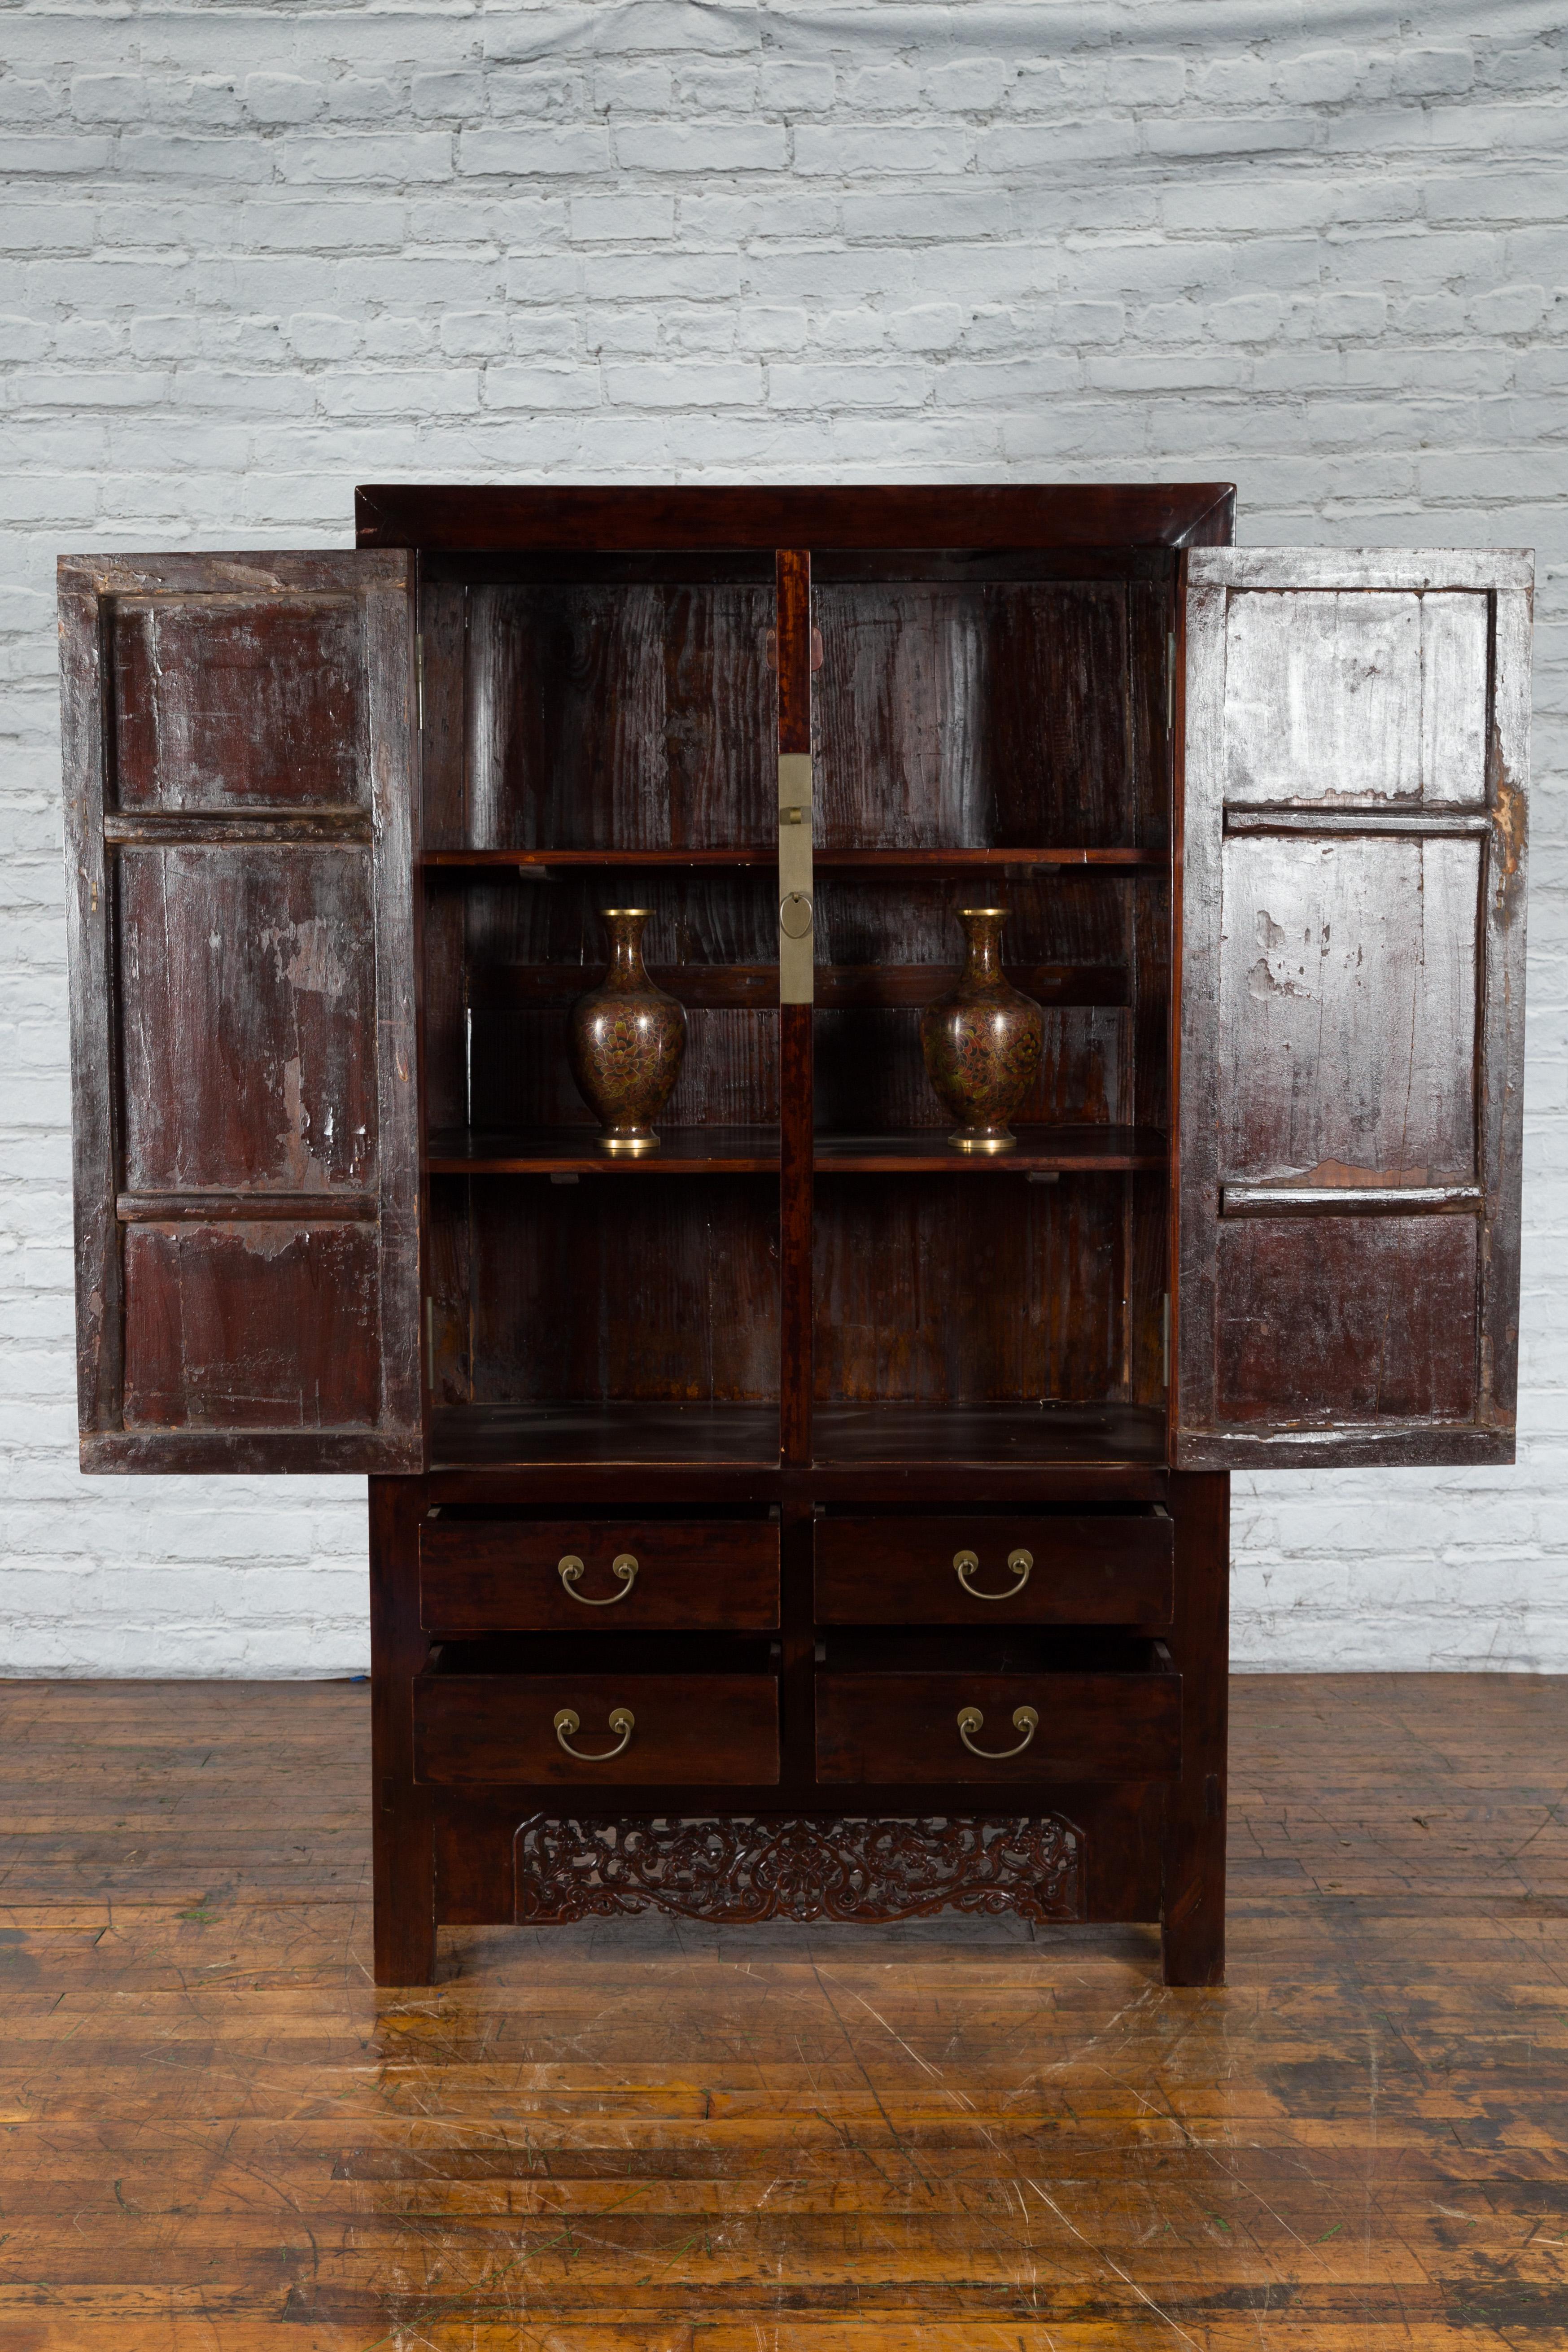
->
428, 1399, 1168, 1470
468, 962, 1128, 1010
422, 845, 1165, 874
427, 1125, 1167, 1176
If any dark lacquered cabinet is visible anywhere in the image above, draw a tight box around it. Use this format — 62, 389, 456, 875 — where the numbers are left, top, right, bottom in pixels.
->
58, 488, 1531, 1985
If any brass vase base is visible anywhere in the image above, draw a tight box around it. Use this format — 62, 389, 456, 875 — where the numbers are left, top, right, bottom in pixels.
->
949, 1126, 1018, 1155
597, 1128, 660, 1157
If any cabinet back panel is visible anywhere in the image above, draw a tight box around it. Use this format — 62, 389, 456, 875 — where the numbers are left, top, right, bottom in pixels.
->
471, 1008, 779, 1130
814, 1007, 1123, 1133
461, 872, 782, 967
110, 595, 366, 811
465, 1177, 780, 1403
118, 846, 378, 1194
814, 1173, 1120, 1404
812, 871, 1130, 1132
466, 584, 776, 851
812, 582, 1135, 850
815, 871, 1129, 968
122, 1223, 382, 1429
1214, 1216, 1478, 1425
1220, 835, 1479, 1185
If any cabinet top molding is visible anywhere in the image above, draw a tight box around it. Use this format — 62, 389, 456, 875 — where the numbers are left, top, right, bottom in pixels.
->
354, 481, 1236, 554
1188, 547, 1534, 593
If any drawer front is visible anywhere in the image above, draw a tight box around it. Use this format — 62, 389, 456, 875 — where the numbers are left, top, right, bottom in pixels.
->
816, 1671, 1181, 1785
419, 1520, 779, 1634
814, 1515, 1172, 1626
415, 1674, 780, 1786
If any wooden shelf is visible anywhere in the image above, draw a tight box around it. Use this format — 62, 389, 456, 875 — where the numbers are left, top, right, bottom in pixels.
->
428, 1127, 779, 1175
815, 1125, 1166, 1173
811, 1403, 1168, 1467
422, 845, 1164, 874
431, 1401, 782, 1469
427, 1125, 1166, 1177
428, 1399, 1167, 1470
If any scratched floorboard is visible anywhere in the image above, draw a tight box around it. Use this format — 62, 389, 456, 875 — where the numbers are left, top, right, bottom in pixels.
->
0, 1676, 1565, 2348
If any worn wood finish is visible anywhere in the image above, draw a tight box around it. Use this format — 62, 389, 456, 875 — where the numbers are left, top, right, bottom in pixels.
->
419, 1517, 780, 1633
813, 582, 1136, 852
1175, 548, 1531, 1470
813, 1174, 1122, 1406
61, 491, 1532, 2010
58, 551, 423, 1474
121, 1222, 383, 1430
1218, 833, 1479, 1186
464, 1176, 781, 1406
813, 1511, 1173, 1626
7, 1672, 1568, 2347
467, 582, 776, 853
415, 1670, 782, 1787
109, 590, 367, 808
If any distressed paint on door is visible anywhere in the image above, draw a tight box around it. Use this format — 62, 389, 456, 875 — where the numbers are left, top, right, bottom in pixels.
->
1175, 548, 1530, 1470
59, 551, 423, 1473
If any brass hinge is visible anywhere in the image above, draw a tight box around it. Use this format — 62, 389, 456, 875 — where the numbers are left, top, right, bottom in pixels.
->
777, 752, 814, 1005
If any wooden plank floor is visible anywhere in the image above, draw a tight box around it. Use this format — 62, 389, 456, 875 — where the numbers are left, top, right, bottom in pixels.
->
0, 1676, 1566, 2348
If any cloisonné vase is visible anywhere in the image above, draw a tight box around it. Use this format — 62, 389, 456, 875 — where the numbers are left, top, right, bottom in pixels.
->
919, 906, 1044, 1154
567, 909, 686, 1155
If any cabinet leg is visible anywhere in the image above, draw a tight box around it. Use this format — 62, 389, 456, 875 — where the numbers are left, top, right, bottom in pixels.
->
373, 1784, 436, 1987
1160, 1471, 1229, 1989
369, 1474, 436, 1987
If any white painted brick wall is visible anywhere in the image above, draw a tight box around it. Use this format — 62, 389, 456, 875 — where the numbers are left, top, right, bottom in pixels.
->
2, 0, 1564, 1676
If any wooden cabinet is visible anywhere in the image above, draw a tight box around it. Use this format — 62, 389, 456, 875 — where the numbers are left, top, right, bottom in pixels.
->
57, 488, 1531, 1988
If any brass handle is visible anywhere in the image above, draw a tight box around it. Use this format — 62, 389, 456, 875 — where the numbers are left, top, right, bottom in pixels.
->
554, 1706, 635, 1761
954, 1546, 1033, 1600
558, 1552, 639, 1606
957, 1705, 1039, 1761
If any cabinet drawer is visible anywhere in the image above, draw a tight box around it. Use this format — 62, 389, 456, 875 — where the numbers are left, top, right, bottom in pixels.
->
419, 1519, 779, 1634
814, 1513, 1172, 1626
415, 1673, 780, 1786
816, 1662, 1180, 1784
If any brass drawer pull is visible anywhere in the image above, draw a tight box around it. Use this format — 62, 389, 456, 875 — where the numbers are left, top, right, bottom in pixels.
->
957, 1704, 1039, 1760
953, 1546, 1033, 1600
554, 1705, 635, 1761
558, 1552, 639, 1606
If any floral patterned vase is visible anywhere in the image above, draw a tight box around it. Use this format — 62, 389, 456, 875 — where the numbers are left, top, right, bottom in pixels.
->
567, 909, 686, 1155
919, 906, 1043, 1154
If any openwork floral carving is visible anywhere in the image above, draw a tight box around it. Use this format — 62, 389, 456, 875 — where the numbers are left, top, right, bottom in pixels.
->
515, 1813, 1083, 1925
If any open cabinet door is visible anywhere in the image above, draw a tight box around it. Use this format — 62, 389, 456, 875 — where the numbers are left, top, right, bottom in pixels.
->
1174, 548, 1530, 1470
59, 552, 424, 1472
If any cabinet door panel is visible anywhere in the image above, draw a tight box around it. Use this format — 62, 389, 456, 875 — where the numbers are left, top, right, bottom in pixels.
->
119, 847, 379, 1194
1219, 833, 1479, 1186
1214, 1218, 1478, 1426
1176, 549, 1529, 1469
123, 1223, 383, 1430
61, 551, 422, 1473
111, 593, 367, 810
1222, 587, 1488, 807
